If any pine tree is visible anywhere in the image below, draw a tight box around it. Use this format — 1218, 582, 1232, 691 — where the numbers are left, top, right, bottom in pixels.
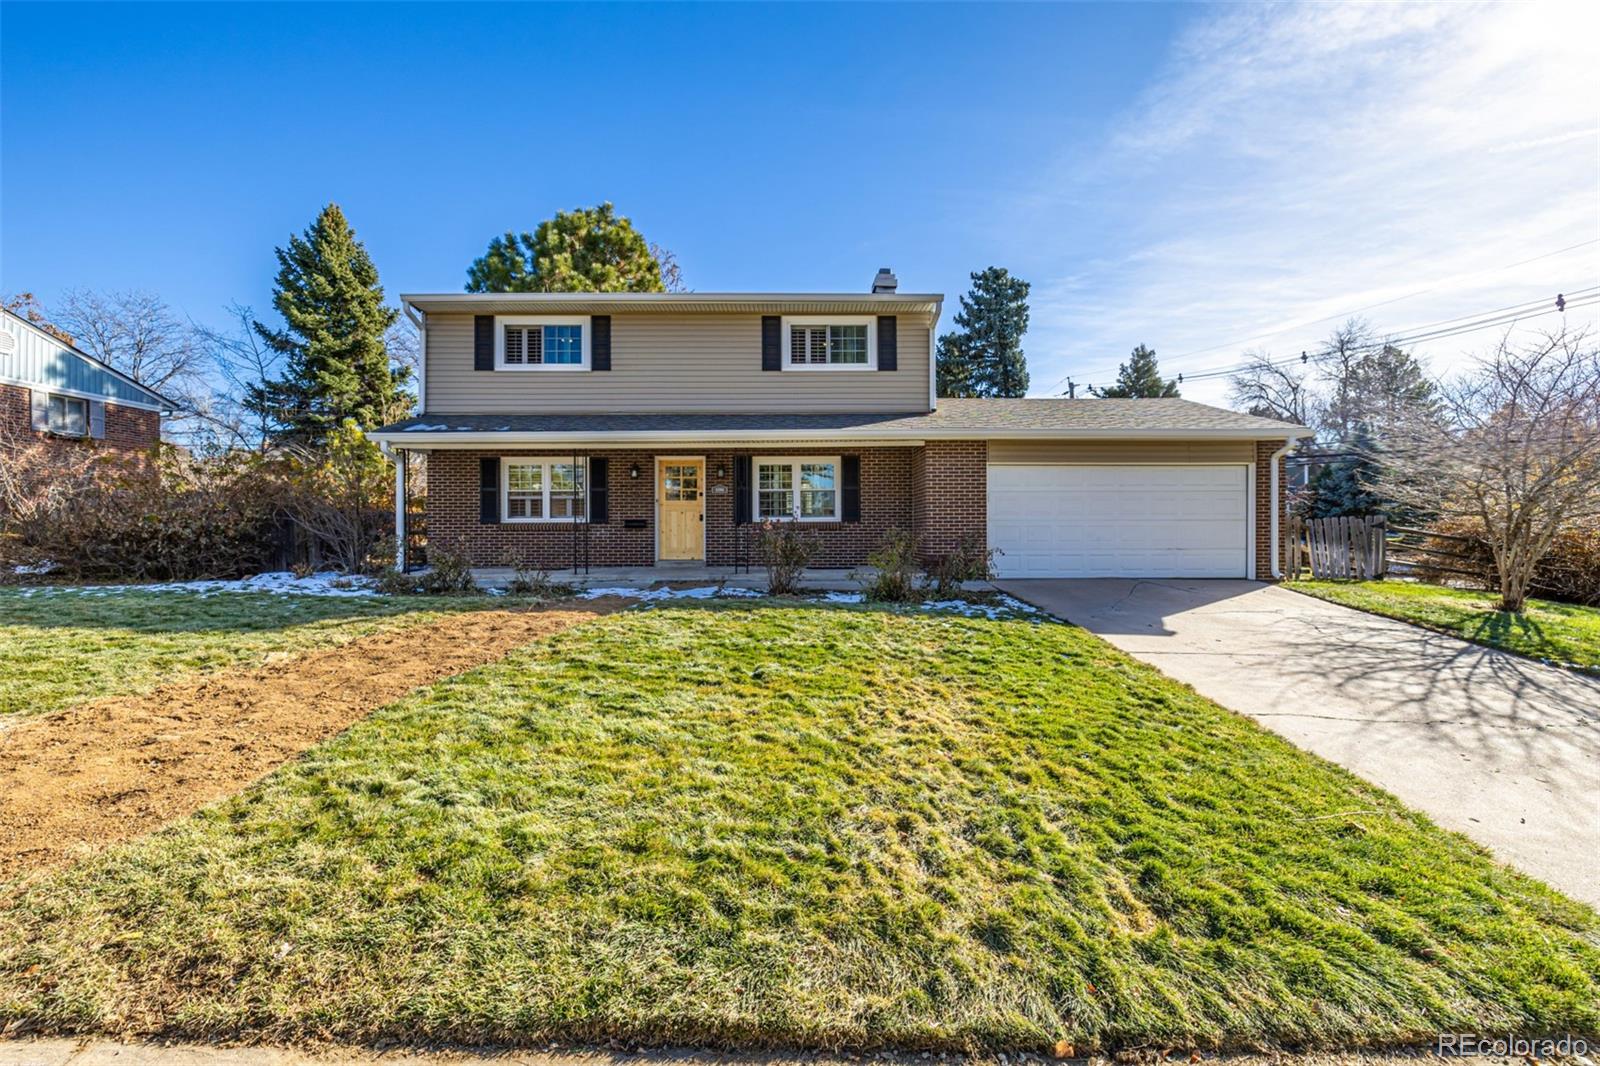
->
935, 267, 1030, 398
248, 204, 408, 444
1307, 424, 1384, 517
1097, 344, 1180, 398
466, 203, 668, 293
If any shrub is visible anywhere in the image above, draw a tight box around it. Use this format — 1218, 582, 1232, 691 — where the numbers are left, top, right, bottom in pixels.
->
502, 551, 572, 598
274, 424, 393, 576
1407, 516, 1600, 607
0, 443, 281, 582
925, 534, 999, 596
755, 518, 818, 596
860, 527, 921, 603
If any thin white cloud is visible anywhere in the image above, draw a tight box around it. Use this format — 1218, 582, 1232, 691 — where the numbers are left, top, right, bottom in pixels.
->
1023, 0, 1600, 403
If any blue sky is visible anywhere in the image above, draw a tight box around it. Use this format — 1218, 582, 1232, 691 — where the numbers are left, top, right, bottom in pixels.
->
3, 1, 1597, 404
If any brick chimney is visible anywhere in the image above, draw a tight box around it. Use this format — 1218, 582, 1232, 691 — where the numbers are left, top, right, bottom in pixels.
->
871, 267, 898, 294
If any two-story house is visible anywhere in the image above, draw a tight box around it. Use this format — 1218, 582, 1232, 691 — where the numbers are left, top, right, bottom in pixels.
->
1, 308, 170, 460
370, 270, 1309, 580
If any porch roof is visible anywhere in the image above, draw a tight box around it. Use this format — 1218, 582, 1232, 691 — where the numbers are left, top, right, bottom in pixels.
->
372, 399, 1308, 448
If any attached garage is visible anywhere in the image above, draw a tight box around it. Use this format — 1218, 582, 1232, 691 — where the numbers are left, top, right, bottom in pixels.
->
987, 462, 1252, 579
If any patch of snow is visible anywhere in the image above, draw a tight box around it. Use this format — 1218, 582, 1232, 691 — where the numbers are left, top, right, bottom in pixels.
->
403, 423, 450, 432
13, 571, 381, 599
576, 584, 761, 602
12, 560, 58, 576
821, 591, 864, 603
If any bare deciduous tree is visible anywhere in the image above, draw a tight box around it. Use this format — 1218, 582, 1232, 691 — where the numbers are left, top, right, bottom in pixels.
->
1227, 348, 1312, 425
1372, 330, 1600, 613
193, 302, 285, 451
52, 290, 206, 400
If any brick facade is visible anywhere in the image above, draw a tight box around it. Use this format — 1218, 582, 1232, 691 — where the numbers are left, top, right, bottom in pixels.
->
913, 439, 987, 560
0, 381, 161, 462
1254, 438, 1287, 581
421, 436, 1288, 578
426, 446, 922, 569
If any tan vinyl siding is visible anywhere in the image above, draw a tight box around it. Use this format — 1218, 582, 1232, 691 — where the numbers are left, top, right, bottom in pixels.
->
986, 439, 1255, 464
425, 312, 932, 414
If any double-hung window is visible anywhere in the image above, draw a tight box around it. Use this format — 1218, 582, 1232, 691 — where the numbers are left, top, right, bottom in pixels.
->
48, 394, 88, 437
503, 459, 586, 522
497, 317, 588, 370
781, 316, 875, 370
754, 457, 840, 521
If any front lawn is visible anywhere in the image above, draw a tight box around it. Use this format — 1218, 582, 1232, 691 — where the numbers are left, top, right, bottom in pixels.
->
1287, 580, 1600, 673
0, 589, 485, 718
1, 603, 1595, 1051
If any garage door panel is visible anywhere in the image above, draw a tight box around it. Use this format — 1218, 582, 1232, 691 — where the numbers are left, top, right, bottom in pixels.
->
987, 464, 1248, 578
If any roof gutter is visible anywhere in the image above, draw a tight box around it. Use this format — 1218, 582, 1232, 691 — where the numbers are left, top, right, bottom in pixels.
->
369, 426, 1308, 447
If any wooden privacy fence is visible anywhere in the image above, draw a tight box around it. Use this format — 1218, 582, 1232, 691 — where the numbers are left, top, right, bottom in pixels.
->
1286, 515, 1388, 580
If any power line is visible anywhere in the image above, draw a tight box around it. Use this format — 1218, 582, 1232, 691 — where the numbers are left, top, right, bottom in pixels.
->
1070, 291, 1598, 393
1049, 238, 1600, 392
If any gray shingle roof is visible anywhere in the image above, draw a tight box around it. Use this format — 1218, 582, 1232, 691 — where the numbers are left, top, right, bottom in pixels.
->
373, 399, 1307, 442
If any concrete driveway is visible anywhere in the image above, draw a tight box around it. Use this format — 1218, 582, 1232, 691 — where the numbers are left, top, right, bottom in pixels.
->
996, 578, 1600, 907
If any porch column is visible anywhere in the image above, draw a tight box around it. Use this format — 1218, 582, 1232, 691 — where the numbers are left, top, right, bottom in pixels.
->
391, 447, 407, 572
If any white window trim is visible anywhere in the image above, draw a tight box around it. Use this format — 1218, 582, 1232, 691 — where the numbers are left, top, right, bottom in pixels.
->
780, 316, 877, 372
501, 456, 588, 523
754, 455, 843, 522
49, 394, 90, 437
494, 316, 590, 372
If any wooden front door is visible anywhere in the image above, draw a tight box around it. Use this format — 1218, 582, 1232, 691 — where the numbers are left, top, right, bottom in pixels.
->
657, 459, 704, 560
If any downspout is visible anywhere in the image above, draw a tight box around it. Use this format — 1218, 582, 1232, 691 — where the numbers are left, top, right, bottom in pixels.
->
378, 441, 407, 572
1269, 433, 1305, 579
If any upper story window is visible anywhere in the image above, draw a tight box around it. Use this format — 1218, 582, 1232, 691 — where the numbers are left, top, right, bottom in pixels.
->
496, 317, 589, 371
781, 316, 876, 371
49, 394, 88, 437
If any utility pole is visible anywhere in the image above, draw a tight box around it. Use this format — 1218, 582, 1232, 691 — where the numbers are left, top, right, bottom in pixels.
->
1064, 379, 1077, 398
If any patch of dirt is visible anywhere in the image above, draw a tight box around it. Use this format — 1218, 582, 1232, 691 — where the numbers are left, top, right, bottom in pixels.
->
0, 601, 621, 878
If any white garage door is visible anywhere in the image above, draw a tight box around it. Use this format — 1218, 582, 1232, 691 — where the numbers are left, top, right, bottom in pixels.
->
987, 464, 1249, 578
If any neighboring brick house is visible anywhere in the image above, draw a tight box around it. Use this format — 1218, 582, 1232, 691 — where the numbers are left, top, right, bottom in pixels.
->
1, 308, 170, 462
371, 270, 1310, 579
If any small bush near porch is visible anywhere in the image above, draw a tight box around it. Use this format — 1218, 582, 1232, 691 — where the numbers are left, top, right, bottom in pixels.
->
2, 603, 1595, 1051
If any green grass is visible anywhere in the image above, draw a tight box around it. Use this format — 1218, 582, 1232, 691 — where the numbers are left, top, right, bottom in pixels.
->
1287, 580, 1600, 673
0, 589, 488, 719
2, 603, 1594, 1051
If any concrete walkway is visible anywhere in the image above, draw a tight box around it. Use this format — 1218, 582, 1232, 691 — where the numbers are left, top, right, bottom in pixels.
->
995, 578, 1600, 907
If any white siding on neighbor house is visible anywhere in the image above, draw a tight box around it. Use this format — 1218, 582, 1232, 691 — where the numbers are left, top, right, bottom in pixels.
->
424, 312, 933, 414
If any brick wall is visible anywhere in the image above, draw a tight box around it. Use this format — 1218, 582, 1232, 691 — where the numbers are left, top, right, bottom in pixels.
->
703, 447, 914, 568
426, 449, 658, 568
1254, 438, 1286, 581
0, 382, 160, 461
913, 439, 987, 559
425, 446, 919, 569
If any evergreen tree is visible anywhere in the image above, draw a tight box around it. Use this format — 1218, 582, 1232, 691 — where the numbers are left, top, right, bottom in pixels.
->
1097, 344, 1180, 398
935, 267, 1030, 398
1307, 424, 1384, 517
248, 204, 407, 444
466, 203, 668, 293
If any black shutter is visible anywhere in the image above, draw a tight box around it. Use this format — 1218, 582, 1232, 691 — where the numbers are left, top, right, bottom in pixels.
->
474, 315, 494, 371
479, 457, 500, 524
588, 456, 609, 523
841, 455, 861, 523
733, 455, 753, 524
876, 316, 897, 371
761, 316, 781, 371
591, 315, 611, 371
